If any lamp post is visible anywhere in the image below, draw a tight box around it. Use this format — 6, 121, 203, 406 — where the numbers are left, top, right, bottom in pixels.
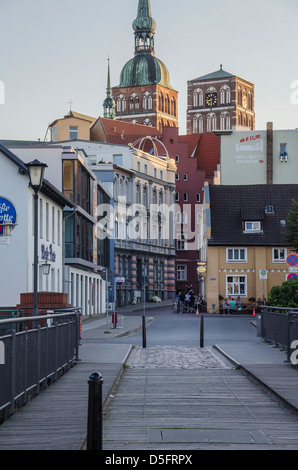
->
25, 160, 48, 316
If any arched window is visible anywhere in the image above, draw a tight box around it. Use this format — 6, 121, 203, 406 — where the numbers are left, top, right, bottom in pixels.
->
148, 94, 153, 109
193, 88, 203, 107
220, 112, 231, 130
220, 85, 231, 105
171, 98, 176, 116
193, 114, 203, 133
116, 94, 126, 113
165, 95, 170, 114
129, 93, 139, 111
238, 86, 242, 105
159, 93, 164, 112
207, 113, 216, 132
248, 91, 252, 110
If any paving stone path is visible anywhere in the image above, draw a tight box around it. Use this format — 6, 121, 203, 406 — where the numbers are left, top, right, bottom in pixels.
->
126, 345, 230, 369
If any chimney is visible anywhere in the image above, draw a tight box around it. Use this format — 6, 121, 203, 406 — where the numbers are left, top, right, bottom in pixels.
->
266, 122, 273, 184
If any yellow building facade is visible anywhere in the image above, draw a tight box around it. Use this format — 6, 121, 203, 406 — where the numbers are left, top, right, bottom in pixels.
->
201, 182, 298, 313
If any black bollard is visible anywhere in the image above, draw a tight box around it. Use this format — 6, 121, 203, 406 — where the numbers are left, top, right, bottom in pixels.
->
142, 315, 147, 348
200, 314, 204, 348
87, 371, 103, 450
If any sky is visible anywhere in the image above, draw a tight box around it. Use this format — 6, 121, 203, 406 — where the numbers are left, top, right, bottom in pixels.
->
0, 0, 298, 141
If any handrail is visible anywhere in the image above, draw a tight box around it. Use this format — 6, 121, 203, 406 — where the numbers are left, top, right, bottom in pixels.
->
0, 311, 80, 326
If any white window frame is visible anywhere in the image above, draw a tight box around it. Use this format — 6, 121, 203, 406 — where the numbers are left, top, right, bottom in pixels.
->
177, 265, 187, 281
273, 248, 287, 262
69, 126, 78, 140
226, 248, 247, 263
226, 275, 247, 297
244, 221, 262, 232
184, 173, 188, 181
177, 234, 187, 251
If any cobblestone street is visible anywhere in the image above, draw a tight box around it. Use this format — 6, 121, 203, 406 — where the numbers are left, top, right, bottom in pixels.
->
126, 346, 230, 369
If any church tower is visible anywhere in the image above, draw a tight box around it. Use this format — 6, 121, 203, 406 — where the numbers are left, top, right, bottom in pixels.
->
103, 59, 116, 119
112, 0, 178, 131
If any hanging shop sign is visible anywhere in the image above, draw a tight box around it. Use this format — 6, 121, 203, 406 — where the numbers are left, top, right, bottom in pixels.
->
0, 197, 17, 234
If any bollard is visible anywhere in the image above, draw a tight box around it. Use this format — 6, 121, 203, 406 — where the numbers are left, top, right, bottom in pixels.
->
200, 314, 204, 348
142, 314, 147, 348
87, 371, 103, 450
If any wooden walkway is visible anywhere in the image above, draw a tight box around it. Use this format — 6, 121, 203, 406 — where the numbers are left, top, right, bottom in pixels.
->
0, 361, 124, 450
102, 366, 298, 450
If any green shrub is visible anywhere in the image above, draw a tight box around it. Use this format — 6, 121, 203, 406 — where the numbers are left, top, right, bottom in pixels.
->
267, 280, 298, 308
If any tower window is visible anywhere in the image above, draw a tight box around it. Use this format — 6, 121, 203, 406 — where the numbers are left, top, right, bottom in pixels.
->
69, 126, 78, 140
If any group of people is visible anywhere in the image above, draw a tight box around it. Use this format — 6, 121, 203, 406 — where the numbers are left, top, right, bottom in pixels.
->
175, 289, 207, 313
222, 296, 243, 313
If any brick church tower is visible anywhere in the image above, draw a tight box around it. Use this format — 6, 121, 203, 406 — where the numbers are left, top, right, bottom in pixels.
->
112, 0, 178, 131
187, 65, 255, 134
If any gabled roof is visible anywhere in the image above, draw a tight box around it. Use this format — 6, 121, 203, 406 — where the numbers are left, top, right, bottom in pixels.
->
50, 110, 97, 127
91, 116, 161, 145
208, 184, 298, 246
178, 133, 220, 178
0, 143, 74, 208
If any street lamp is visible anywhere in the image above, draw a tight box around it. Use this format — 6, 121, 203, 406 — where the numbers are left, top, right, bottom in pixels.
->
25, 160, 48, 316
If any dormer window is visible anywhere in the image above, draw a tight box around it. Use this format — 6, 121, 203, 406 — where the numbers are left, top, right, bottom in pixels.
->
265, 205, 275, 214
244, 221, 261, 232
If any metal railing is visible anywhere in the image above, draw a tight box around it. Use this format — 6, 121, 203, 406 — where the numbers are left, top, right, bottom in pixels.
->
0, 307, 81, 423
258, 306, 298, 363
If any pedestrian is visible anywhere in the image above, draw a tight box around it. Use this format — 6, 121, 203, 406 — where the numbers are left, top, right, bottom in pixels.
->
230, 298, 236, 312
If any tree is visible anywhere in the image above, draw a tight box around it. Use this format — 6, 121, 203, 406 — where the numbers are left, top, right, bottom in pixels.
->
267, 279, 298, 308
284, 199, 298, 253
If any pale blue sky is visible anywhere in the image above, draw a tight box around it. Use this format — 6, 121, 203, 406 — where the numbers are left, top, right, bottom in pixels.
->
0, 0, 297, 140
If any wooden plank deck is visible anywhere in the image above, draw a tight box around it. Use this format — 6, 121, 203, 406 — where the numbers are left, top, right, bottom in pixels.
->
0, 362, 123, 450
102, 367, 298, 450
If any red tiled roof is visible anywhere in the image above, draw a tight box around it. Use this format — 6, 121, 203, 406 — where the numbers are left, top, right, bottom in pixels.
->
179, 133, 220, 178
100, 118, 161, 146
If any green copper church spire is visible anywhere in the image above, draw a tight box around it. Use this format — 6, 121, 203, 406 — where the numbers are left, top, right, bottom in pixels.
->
103, 58, 116, 119
132, 0, 156, 55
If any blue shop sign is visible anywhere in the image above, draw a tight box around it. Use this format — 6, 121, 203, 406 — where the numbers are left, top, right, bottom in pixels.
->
0, 197, 17, 235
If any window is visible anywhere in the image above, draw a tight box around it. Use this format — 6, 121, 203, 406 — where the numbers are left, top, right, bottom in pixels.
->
265, 205, 275, 214
57, 210, 61, 245
144, 164, 147, 175
227, 248, 247, 262
184, 174, 188, 181
69, 126, 78, 140
175, 192, 179, 202
39, 198, 43, 238
52, 207, 55, 243
177, 265, 187, 281
176, 173, 180, 181
273, 248, 287, 262
184, 192, 188, 202
51, 126, 58, 142
154, 168, 157, 178
196, 193, 200, 203
280, 144, 288, 161
244, 221, 261, 232
160, 170, 163, 179
137, 162, 141, 172
46, 203, 49, 241
226, 276, 246, 296
177, 234, 187, 250
175, 155, 180, 162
